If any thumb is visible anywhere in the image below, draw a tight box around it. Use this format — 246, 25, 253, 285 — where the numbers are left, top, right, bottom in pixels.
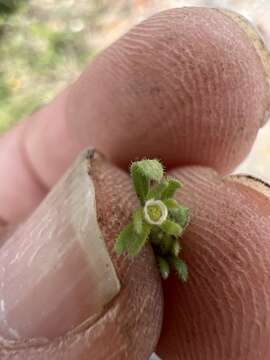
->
0, 150, 162, 359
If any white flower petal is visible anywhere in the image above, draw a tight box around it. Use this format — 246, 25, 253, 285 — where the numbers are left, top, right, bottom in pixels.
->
144, 199, 168, 225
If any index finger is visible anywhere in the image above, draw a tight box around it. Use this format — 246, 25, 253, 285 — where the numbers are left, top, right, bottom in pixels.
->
0, 7, 269, 223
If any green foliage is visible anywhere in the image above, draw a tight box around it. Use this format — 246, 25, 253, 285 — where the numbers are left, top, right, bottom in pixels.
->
130, 159, 164, 205
172, 239, 181, 257
0, 0, 25, 16
146, 180, 169, 200
127, 223, 151, 256
160, 219, 183, 236
170, 206, 190, 229
162, 178, 183, 199
170, 257, 188, 282
114, 224, 134, 255
130, 159, 164, 183
115, 159, 190, 282
0, 74, 11, 100
133, 208, 144, 234
157, 256, 170, 280
0, 1, 105, 132
115, 222, 151, 257
162, 198, 179, 209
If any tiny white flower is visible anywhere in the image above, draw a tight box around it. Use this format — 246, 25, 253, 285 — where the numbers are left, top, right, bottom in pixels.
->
144, 199, 168, 226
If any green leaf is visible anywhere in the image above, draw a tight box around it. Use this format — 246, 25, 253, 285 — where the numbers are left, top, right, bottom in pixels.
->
162, 198, 179, 209
130, 168, 149, 205
115, 158, 190, 282
133, 208, 144, 234
114, 224, 134, 255
127, 223, 151, 256
160, 219, 183, 236
171, 258, 188, 282
149, 227, 164, 246
170, 206, 190, 228
158, 235, 174, 255
172, 240, 181, 257
146, 180, 169, 200
162, 178, 182, 199
131, 159, 164, 183
157, 256, 170, 279
130, 160, 164, 205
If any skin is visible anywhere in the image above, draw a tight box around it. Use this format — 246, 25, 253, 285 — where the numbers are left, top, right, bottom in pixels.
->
1, 7, 270, 223
0, 154, 163, 359
68, 7, 269, 171
158, 168, 270, 359
0, 7, 270, 360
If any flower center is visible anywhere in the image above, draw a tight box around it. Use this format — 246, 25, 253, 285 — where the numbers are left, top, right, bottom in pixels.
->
147, 204, 163, 222
144, 199, 168, 225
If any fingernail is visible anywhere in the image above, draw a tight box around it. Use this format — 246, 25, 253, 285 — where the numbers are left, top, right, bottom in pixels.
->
0, 149, 120, 340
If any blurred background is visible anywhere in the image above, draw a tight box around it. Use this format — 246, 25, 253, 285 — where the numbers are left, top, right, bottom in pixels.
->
0, 0, 270, 180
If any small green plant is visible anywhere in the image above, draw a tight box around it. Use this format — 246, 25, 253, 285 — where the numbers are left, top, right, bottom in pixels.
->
114, 159, 190, 282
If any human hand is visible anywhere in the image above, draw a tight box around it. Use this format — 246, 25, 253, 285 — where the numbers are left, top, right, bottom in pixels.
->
0, 7, 269, 360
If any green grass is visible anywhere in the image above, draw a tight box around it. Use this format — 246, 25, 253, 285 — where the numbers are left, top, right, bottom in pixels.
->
0, 1, 149, 133
0, 0, 125, 132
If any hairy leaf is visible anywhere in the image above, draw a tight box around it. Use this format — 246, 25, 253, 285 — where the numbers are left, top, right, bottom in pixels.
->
172, 239, 181, 257
133, 208, 144, 234
114, 224, 134, 254
127, 223, 151, 256
157, 256, 170, 279
171, 206, 190, 228
160, 219, 183, 236
162, 198, 179, 209
171, 257, 188, 282
131, 159, 164, 183
146, 180, 169, 200
149, 226, 164, 245
130, 169, 149, 205
158, 235, 174, 255
162, 178, 182, 199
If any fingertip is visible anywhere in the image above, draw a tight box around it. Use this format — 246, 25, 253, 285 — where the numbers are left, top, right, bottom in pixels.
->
0, 150, 162, 359
2, 7, 269, 222
68, 7, 269, 173
157, 166, 270, 359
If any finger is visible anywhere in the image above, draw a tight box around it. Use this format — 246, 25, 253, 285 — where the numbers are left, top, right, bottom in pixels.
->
0, 121, 48, 223
61, 7, 270, 171
0, 150, 162, 359
1, 7, 270, 223
157, 166, 270, 360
